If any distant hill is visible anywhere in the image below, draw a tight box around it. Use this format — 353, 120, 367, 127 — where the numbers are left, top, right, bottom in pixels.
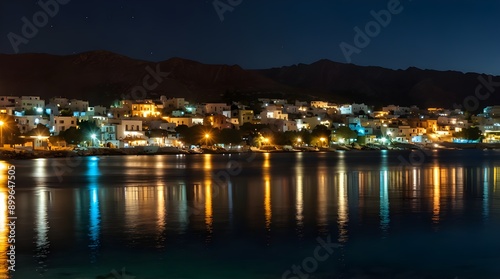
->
0, 50, 296, 106
0, 50, 498, 111
257, 59, 500, 110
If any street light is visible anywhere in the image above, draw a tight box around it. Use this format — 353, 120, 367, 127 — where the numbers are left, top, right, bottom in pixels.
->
204, 133, 210, 146
386, 131, 392, 143
296, 137, 302, 147
0, 121, 4, 147
91, 134, 97, 147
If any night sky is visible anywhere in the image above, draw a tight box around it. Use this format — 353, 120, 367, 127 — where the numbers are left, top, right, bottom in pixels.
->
1, 0, 499, 74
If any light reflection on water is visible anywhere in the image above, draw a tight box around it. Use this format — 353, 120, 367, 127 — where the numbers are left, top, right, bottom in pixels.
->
8, 151, 500, 278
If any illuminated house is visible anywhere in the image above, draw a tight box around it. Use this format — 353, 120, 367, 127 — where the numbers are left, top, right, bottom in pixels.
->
238, 110, 254, 125
0, 96, 20, 109
116, 119, 146, 146
69, 99, 89, 113
204, 103, 231, 115
204, 114, 232, 129
131, 101, 160, 118
15, 115, 50, 134
260, 105, 288, 124
339, 104, 352, 115
49, 97, 70, 108
18, 96, 45, 112
161, 96, 186, 111
163, 116, 203, 127
50, 116, 78, 135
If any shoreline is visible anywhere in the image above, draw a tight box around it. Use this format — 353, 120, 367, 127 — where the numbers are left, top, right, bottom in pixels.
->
1, 142, 500, 160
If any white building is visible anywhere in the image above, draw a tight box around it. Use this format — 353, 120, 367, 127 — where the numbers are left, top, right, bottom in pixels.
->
161, 96, 186, 110
69, 99, 89, 112
205, 103, 230, 115
238, 110, 254, 125
165, 117, 204, 127
339, 105, 352, 115
49, 97, 70, 108
19, 96, 45, 112
50, 116, 78, 135
352, 103, 370, 114
383, 105, 411, 116
284, 104, 299, 114
15, 115, 50, 134
101, 125, 117, 142
0, 96, 20, 108
260, 105, 288, 124
116, 119, 143, 140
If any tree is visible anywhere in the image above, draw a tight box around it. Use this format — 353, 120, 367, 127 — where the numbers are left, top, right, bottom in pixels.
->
0, 115, 22, 144
311, 125, 331, 138
333, 126, 357, 142
175, 124, 215, 145
218, 128, 242, 144
59, 127, 83, 144
60, 109, 73, 116
78, 120, 100, 141
453, 127, 482, 142
146, 129, 170, 138
27, 124, 50, 137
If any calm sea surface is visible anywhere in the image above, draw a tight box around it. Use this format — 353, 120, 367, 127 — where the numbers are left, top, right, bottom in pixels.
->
2, 150, 500, 278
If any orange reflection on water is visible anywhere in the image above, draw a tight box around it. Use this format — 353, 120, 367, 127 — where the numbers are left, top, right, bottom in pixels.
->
317, 172, 327, 228
337, 172, 348, 243
203, 154, 212, 170
35, 189, 50, 273
203, 155, 213, 236
432, 166, 440, 224
295, 175, 304, 227
495, 167, 500, 193
295, 153, 304, 228
205, 182, 213, 232
156, 185, 166, 237
264, 175, 272, 232
263, 152, 270, 169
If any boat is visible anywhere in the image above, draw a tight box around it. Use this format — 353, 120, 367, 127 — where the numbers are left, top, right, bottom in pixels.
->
188, 147, 204, 154
143, 146, 159, 154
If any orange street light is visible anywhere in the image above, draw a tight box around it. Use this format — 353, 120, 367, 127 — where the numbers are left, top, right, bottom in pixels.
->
320, 137, 326, 147
296, 137, 302, 146
204, 133, 210, 146
0, 121, 4, 147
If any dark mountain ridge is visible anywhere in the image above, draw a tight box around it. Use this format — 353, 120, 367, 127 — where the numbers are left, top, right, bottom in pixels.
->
0, 50, 498, 111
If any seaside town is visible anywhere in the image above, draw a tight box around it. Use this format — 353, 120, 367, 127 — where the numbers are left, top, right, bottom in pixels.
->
0, 94, 499, 156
